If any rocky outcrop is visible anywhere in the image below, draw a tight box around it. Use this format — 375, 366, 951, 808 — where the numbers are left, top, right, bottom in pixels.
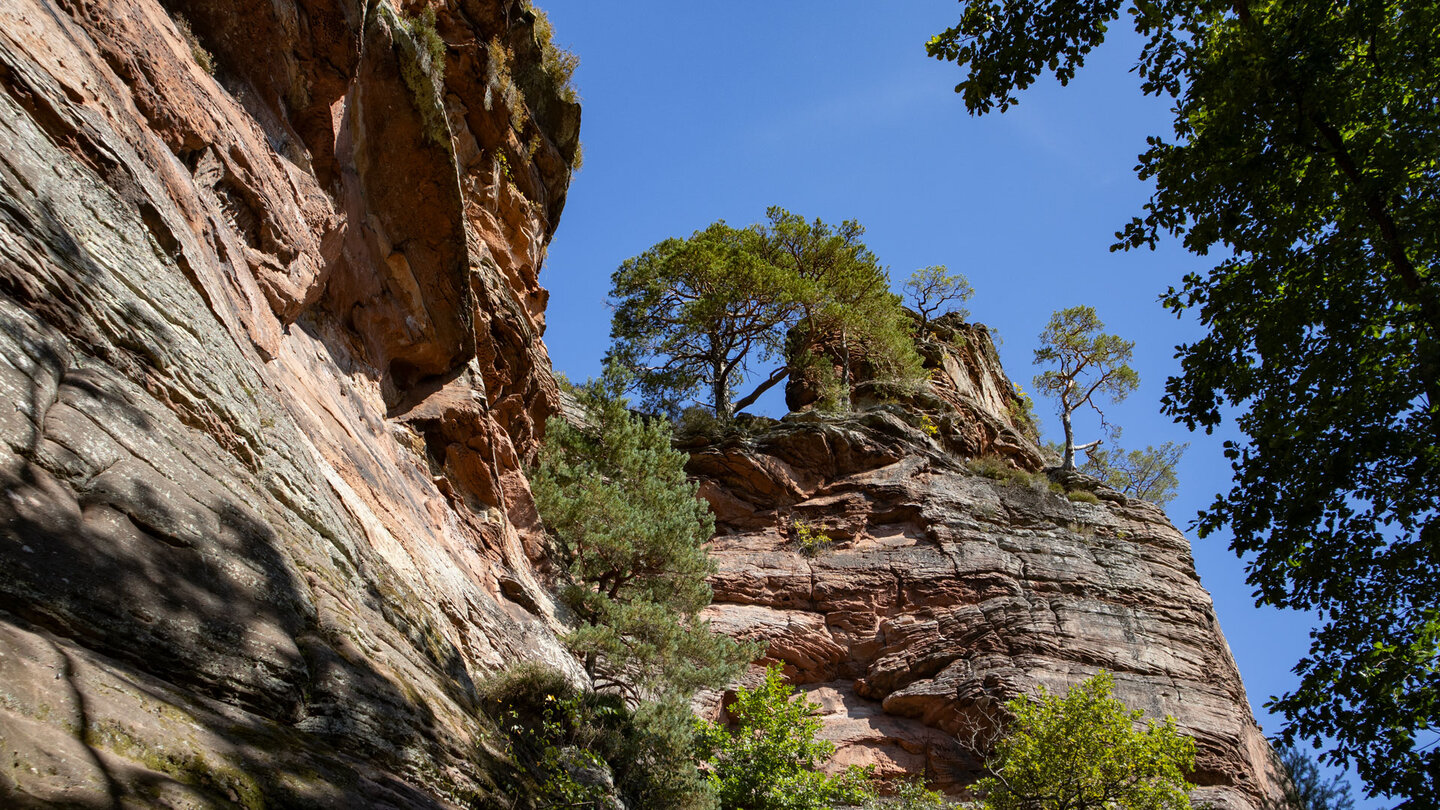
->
0, 0, 578, 806
0, 0, 1287, 806
691, 327, 1286, 809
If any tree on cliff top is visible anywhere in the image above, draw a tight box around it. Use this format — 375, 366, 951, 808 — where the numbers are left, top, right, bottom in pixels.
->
608, 208, 921, 419
1081, 440, 1187, 507
976, 670, 1195, 810
607, 222, 793, 421
904, 265, 974, 328
929, 1, 1439, 802
1032, 306, 1139, 471
530, 370, 756, 699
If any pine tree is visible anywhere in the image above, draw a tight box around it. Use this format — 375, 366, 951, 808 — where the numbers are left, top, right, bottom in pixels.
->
531, 370, 756, 700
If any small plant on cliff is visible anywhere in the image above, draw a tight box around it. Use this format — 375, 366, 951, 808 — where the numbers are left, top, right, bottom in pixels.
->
171, 14, 215, 75
695, 665, 875, 810
531, 367, 757, 702
486, 36, 528, 135
967, 455, 1045, 489
527, 2, 580, 104
976, 670, 1195, 810
1006, 382, 1041, 443
918, 413, 940, 437
1033, 306, 1139, 471
791, 519, 834, 557
904, 265, 973, 328
396, 5, 448, 147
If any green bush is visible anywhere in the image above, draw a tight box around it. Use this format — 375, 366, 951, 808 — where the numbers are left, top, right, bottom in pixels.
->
528, 3, 580, 104
172, 14, 215, 75
396, 6, 448, 146
792, 520, 834, 558
865, 777, 960, 809
1066, 490, 1102, 505
481, 664, 717, 810
967, 455, 1046, 489
977, 671, 1194, 810
695, 666, 874, 810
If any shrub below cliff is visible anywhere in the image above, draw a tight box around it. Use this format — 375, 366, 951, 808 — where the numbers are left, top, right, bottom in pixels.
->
479, 664, 716, 809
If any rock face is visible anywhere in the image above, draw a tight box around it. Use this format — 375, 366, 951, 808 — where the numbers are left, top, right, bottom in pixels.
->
0, 0, 1285, 806
691, 327, 1286, 809
0, 0, 579, 805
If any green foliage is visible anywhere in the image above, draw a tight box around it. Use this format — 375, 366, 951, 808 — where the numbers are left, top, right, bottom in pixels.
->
791, 520, 833, 558
1082, 441, 1187, 507
1065, 489, 1102, 505
172, 14, 215, 75
977, 671, 1195, 810
904, 265, 974, 326
1033, 306, 1139, 472
608, 221, 791, 420
695, 666, 875, 810
527, 3, 580, 104
481, 664, 717, 809
930, 3, 1440, 801
608, 208, 923, 420
1272, 742, 1355, 810
865, 778, 960, 809
967, 455, 1047, 490
486, 36, 527, 134
757, 208, 925, 412
395, 5, 448, 147
530, 371, 756, 701
399, 7, 447, 141
1006, 383, 1041, 443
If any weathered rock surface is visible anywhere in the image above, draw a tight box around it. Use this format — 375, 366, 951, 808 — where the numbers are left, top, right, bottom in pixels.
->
692, 327, 1286, 808
0, 0, 1287, 806
0, 0, 578, 805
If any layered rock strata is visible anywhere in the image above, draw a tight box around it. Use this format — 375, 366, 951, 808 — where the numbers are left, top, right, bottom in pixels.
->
0, 0, 577, 805
691, 326, 1285, 809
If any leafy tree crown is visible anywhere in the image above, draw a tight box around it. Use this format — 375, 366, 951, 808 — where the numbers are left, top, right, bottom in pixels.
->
978, 670, 1196, 810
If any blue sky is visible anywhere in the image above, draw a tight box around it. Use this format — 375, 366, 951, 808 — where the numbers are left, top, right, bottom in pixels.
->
535, 1, 1370, 803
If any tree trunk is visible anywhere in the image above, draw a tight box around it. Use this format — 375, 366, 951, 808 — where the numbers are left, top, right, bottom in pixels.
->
713, 359, 731, 421
840, 328, 852, 411
1061, 408, 1076, 471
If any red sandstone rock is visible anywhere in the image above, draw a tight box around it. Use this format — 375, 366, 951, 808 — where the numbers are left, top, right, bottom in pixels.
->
690, 331, 1288, 809
0, 0, 575, 804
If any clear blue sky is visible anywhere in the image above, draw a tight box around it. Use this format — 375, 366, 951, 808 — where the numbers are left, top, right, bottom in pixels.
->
536, 1, 1369, 803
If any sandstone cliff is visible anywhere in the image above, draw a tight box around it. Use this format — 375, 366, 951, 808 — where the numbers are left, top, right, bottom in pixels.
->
0, 0, 1286, 807
689, 323, 1285, 809
0, 0, 578, 805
